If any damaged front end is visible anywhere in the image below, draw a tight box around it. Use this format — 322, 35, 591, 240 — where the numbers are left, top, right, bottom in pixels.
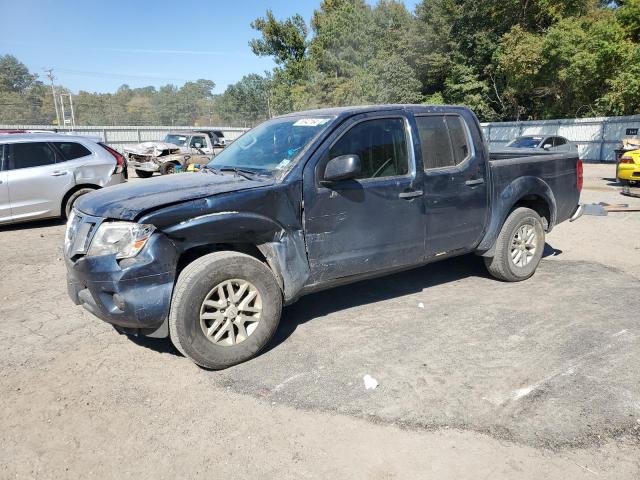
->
125, 142, 187, 173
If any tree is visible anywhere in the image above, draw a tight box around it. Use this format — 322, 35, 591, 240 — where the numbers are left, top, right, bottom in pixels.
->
0, 55, 38, 93
216, 74, 271, 126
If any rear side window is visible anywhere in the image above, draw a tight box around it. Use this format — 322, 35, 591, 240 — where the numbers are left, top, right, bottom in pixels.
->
9, 142, 57, 170
417, 115, 471, 169
54, 142, 92, 161
329, 118, 409, 179
416, 116, 455, 169
446, 116, 471, 164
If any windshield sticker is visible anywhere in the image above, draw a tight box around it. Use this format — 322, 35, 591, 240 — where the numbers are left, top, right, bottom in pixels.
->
276, 159, 291, 169
293, 118, 331, 127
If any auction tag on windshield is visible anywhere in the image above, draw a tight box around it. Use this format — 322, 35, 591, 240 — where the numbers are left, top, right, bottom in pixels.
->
294, 118, 330, 127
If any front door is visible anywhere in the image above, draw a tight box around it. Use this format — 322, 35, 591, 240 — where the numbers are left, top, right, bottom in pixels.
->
303, 114, 425, 283
7, 141, 74, 221
189, 135, 212, 156
415, 114, 489, 257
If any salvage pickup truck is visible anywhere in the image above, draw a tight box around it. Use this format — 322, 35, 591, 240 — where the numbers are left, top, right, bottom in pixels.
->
65, 105, 583, 369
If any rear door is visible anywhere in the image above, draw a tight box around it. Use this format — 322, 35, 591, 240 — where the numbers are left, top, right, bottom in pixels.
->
416, 114, 489, 257
303, 113, 425, 283
7, 141, 74, 221
0, 145, 11, 222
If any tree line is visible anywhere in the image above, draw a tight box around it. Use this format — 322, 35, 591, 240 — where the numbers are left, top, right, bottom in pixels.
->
2, 0, 639, 127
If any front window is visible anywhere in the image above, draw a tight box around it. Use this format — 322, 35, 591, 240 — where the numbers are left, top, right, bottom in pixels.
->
507, 137, 543, 149
207, 116, 334, 175
164, 134, 188, 147
190, 136, 206, 148
329, 118, 409, 179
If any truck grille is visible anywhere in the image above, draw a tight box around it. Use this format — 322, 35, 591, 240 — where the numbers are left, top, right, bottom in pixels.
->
64, 211, 101, 258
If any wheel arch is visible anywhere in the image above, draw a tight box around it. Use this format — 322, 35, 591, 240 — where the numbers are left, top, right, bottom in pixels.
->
61, 183, 100, 217
477, 176, 556, 256
164, 211, 310, 303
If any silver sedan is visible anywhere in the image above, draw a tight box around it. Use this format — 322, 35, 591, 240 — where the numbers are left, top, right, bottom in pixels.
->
0, 134, 126, 225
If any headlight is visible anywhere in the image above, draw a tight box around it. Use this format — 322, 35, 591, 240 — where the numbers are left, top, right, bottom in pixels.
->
87, 222, 155, 259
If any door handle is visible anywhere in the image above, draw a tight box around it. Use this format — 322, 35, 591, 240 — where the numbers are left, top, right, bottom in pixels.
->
465, 178, 484, 186
51, 171, 68, 176
399, 190, 423, 199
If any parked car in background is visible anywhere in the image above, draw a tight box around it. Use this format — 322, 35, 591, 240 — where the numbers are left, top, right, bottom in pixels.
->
126, 130, 224, 178
65, 104, 583, 369
0, 134, 126, 225
506, 135, 576, 151
163, 131, 221, 156
616, 149, 640, 185
491, 135, 578, 160
194, 129, 227, 147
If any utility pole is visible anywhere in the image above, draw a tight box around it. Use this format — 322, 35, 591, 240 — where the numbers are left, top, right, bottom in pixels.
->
44, 69, 62, 127
59, 93, 76, 129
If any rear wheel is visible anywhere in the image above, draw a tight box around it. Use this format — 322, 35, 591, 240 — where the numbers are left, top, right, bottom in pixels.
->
484, 207, 545, 282
135, 169, 154, 178
169, 251, 282, 369
63, 188, 96, 218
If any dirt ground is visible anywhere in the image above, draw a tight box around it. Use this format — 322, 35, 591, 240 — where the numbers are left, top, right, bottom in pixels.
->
1, 164, 640, 479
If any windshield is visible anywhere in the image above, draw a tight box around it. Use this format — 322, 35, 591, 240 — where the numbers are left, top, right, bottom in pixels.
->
507, 137, 543, 148
165, 134, 188, 146
207, 116, 334, 175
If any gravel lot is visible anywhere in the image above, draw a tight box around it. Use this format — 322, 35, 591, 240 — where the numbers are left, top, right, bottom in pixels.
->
1, 164, 639, 479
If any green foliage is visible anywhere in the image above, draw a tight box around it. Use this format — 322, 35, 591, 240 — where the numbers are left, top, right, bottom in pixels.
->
215, 74, 271, 126
0, 55, 38, 93
2, 0, 640, 125
238, 0, 640, 121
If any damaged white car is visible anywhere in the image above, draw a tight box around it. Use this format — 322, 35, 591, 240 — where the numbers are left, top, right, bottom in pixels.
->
124, 131, 222, 178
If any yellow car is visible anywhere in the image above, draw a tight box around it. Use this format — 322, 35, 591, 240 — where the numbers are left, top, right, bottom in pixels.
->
617, 149, 640, 184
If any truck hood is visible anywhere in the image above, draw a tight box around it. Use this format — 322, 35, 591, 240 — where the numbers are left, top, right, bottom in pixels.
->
75, 172, 272, 221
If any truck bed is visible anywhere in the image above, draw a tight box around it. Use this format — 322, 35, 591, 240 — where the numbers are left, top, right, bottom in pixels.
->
489, 151, 581, 228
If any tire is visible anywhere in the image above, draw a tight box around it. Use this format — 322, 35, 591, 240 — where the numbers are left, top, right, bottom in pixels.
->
160, 162, 178, 175
484, 207, 545, 282
135, 169, 154, 178
169, 251, 283, 369
63, 188, 96, 219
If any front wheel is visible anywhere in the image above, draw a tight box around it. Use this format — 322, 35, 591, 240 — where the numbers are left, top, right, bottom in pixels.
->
169, 251, 283, 369
484, 207, 545, 282
160, 162, 178, 175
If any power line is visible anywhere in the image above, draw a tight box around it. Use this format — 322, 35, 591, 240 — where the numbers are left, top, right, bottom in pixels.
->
55, 68, 190, 83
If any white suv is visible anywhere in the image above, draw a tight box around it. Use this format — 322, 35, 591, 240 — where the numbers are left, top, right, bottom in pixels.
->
0, 134, 126, 225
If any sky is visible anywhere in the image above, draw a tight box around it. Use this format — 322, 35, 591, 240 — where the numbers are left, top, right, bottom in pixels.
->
0, 0, 420, 95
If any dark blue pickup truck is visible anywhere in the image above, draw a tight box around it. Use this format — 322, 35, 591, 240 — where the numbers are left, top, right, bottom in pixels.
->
65, 105, 583, 369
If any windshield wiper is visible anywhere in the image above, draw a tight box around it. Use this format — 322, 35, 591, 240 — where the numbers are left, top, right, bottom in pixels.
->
217, 167, 264, 180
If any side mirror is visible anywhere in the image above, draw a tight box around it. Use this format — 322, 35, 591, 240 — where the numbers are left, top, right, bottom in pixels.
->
321, 154, 361, 185
543, 144, 552, 150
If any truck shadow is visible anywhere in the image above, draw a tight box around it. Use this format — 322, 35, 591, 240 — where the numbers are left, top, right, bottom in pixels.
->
266, 244, 562, 354
0, 218, 65, 232
128, 243, 563, 361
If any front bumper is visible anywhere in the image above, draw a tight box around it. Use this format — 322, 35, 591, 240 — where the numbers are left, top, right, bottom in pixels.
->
129, 160, 160, 172
66, 232, 178, 337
